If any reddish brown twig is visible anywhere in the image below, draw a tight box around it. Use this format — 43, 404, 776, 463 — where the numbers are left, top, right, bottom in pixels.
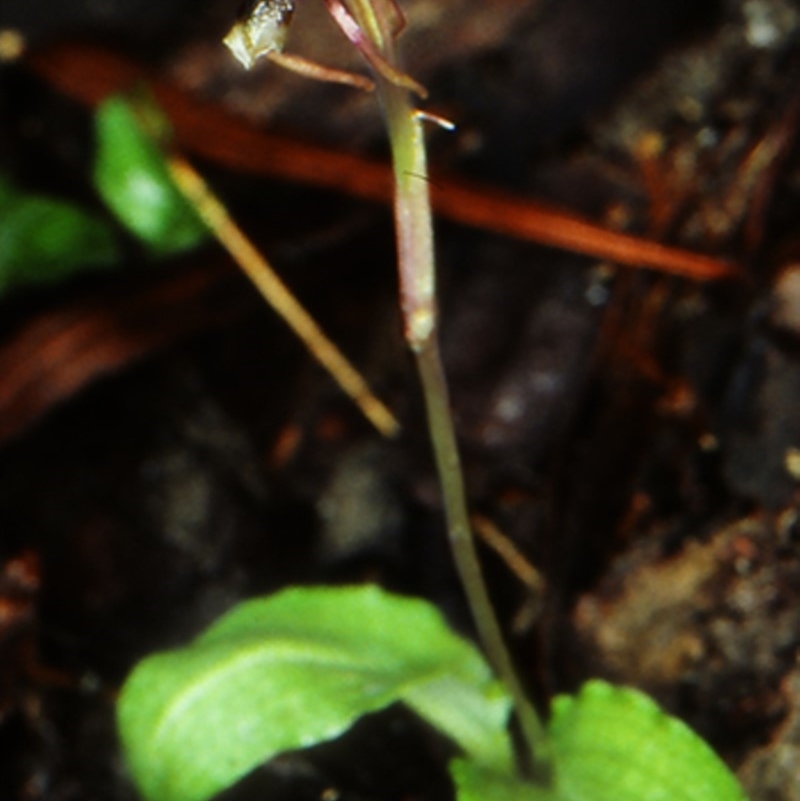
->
27, 43, 740, 283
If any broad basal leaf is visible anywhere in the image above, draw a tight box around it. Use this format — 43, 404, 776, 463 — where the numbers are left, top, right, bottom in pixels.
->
450, 759, 559, 801
93, 95, 207, 256
450, 680, 749, 801
549, 680, 748, 801
118, 585, 513, 801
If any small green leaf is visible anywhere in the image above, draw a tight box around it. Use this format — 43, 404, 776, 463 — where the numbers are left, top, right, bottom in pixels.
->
118, 585, 513, 801
93, 96, 207, 256
549, 680, 748, 801
0, 174, 119, 293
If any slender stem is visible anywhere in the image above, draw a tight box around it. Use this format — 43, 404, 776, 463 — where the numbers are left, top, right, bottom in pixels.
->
371, 57, 552, 781
415, 340, 551, 780
377, 78, 435, 352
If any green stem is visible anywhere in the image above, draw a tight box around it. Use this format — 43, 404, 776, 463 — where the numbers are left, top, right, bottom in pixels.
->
415, 339, 551, 781
372, 53, 552, 782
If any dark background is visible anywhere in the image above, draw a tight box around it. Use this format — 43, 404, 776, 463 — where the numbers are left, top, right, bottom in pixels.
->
2, 0, 800, 798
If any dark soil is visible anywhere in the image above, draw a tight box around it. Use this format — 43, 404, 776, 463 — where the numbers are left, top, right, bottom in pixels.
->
2, 0, 800, 799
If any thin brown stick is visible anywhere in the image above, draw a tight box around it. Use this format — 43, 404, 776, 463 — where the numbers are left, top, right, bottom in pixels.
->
167, 154, 400, 438
472, 514, 545, 596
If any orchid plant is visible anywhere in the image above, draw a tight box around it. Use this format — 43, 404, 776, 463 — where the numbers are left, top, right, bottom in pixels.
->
223, 0, 551, 772
115, 4, 751, 801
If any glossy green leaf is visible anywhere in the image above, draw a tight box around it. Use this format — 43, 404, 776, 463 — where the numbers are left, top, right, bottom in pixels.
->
118, 585, 513, 801
93, 96, 207, 256
0, 174, 119, 292
549, 680, 748, 801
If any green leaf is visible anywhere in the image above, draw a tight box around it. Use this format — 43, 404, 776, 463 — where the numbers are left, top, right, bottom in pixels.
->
451, 759, 559, 801
549, 680, 749, 801
93, 95, 208, 256
118, 585, 514, 801
0, 174, 119, 292
450, 680, 749, 801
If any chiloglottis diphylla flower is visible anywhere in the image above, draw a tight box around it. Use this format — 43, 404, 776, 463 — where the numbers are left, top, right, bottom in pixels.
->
223, 0, 426, 96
